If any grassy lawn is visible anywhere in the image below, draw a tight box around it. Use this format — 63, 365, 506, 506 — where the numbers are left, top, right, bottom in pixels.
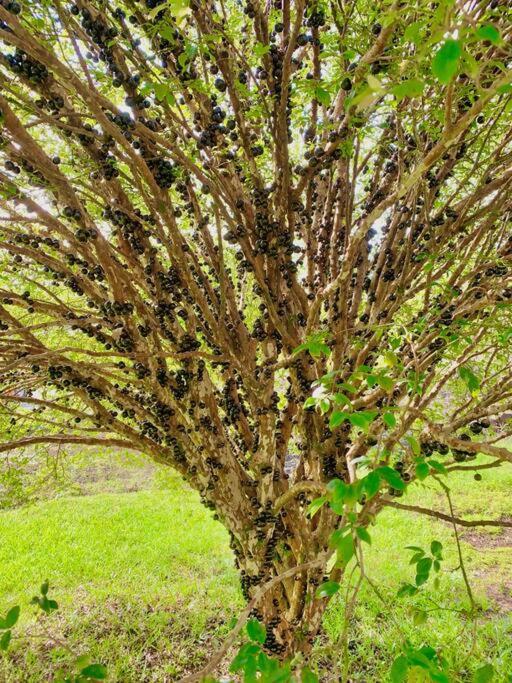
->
0, 449, 511, 682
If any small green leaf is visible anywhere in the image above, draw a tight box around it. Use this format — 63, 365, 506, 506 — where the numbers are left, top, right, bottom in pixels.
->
409, 552, 426, 565
391, 79, 425, 101
430, 540, 443, 558
429, 460, 447, 474
315, 581, 340, 599
153, 82, 169, 102
473, 663, 495, 683
413, 608, 428, 625
348, 410, 378, 431
2, 606, 20, 629
40, 580, 49, 596
0, 630, 11, 651
475, 25, 500, 45
254, 41, 270, 58
406, 436, 421, 456
432, 39, 462, 84
377, 374, 394, 392
79, 663, 108, 680
367, 74, 385, 94
0, 629, 12, 652
302, 667, 319, 683
333, 393, 352, 408
459, 366, 480, 393
390, 654, 409, 682
415, 573, 430, 587
377, 466, 406, 490
246, 618, 266, 644
327, 478, 347, 503
319, 398, 330, 414
315, 87, 331, 106
356, 527, 371, 545
397, 583, 418, 598
404, 21, 422, 44
416, 557, 433, 576
336, 533, 356, 565
229, 643, 261, 672
329, 411, 348, 429
415, 461, 430, 481
307, 496, 327, 518
363, 471, 381, 499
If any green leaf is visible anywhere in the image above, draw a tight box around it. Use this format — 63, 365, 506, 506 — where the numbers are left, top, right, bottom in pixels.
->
391, 79, 425, 101
79, 664, 107, 680
307, 496, 327, 518
319, 398, 330, 415
367, 74, 385, 94
336, 533, 356, 565
293, 334, 331, 359
406, 436, 421, 456
415, 573, 430, 587
432, 39, 462, 84
348, 410, 378, 431
377, 374, 394, 392
0, 630, 11, 651
159, 24, 176, 42
429, 460, 447, 474
246, 618, 266, 644
339, 382, 357, 393
390, 654, 409, 682
475, 25, 500, 45
329, 410, 348, 429
333, 393, 352, 408
3, 606, 19, 629
153, 82, 169, 102
397, 583, 418, 598
254, 41, 270, 58
315, 581, 340, 598
315, 87, 331, 106
366, 374, 378, 388
409, 552, 425, 565
473, 663, 495, 683
430, 540, 443, 559
40, 580, 49, 597
229, 643, 261, 672
403, 21, 423, 44
363, 471, 381, 499
327, 478, 347, 504
413, 608, 428, 625
302, 667, 319, 683
377, 466, 406, 490
383, 412, 396, 428
356, 527, 371, 545
415, 461, 430, 481
416, 557, 433, 576
459, 366, 480, 394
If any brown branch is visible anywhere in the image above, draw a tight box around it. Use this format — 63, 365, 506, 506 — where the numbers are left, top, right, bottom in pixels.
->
384, 500, 512, 529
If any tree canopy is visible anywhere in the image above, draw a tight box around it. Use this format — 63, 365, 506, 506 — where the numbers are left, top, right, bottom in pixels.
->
0, 0, 511, 668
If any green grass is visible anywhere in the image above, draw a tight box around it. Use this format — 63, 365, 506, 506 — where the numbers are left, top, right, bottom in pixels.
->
0, 450, 511, 681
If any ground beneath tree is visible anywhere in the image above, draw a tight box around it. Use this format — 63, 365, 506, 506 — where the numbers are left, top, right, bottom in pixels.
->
0, 448, 511, 681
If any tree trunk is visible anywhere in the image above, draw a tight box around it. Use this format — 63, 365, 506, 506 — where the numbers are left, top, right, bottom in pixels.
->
226, 489, 338, 660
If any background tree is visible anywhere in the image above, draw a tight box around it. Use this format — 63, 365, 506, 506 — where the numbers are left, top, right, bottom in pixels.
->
0, 0, 511, 664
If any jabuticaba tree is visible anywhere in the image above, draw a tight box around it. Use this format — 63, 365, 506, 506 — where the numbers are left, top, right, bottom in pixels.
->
0, 0, 511, 660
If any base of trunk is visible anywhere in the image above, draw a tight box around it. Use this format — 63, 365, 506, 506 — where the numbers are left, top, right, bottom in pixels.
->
248, 573, 328, 659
